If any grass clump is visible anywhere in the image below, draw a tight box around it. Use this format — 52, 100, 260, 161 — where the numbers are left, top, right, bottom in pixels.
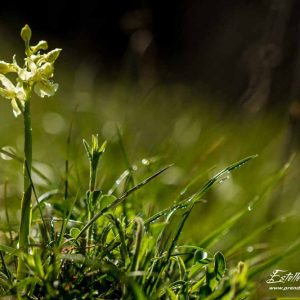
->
0, 25, 299, 300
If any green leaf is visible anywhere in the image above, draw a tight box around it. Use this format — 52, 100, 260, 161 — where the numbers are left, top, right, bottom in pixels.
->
83, 139, 92, 160
92, 134, 99, 150
70, 227, 81, 239
214, 252, 226, 281
189, 262, 207, 279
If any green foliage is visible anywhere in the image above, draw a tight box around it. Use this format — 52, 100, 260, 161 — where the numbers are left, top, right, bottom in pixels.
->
0, 141, 294, 299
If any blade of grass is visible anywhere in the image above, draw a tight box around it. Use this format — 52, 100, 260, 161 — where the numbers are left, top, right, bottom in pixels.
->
0, 251, 12, 285
57, 189, 80, 247
146, 155, 257, 226
107, 214, 130, 267
58, 110, 76, 246
116, 126, 136, 188
116, 126, 136, 223
24, 161, 50, 244
131, 217, 144, 272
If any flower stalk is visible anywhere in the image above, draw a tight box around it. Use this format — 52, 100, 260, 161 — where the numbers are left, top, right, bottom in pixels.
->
17, 98, 32, 278
0, 25, 61, 279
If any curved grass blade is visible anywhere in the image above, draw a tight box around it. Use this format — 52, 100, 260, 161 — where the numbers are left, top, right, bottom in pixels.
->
196, 155, 257, 197
146, 155, 257, 226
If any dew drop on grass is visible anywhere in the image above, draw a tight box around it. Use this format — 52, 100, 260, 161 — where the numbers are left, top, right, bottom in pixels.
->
142, 158, 150, 166
0, 146, 16, 160
248, 203, 253, 211
218, 175, 230, 184
247, 246, 254, 253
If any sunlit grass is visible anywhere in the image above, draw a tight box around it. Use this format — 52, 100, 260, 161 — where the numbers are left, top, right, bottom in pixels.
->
0, 26, 299, 298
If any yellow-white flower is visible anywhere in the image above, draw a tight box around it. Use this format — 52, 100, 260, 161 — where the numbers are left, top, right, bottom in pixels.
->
0, 74, 26, 117
0, 24, 61, 117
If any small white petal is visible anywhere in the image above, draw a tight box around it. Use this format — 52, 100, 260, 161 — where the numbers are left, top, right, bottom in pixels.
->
0, 74, 15, 90
11, 99, 22, 117
34, 81, 58, 98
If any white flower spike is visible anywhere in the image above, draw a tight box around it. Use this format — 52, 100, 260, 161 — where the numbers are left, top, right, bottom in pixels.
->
0, 24, 61, 117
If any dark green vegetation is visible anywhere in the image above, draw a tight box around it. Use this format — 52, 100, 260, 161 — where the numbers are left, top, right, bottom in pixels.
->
0, 28, 300, 299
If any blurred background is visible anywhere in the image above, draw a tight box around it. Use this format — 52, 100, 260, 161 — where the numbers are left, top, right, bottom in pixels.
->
0, 0, 300, 297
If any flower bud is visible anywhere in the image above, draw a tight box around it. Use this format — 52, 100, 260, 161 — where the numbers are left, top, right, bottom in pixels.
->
21, 24, 32, 43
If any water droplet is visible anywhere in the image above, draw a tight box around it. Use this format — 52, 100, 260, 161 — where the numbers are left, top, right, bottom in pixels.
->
247, 204, 253, 211
247, 246, 254, 253
142, 158, 150, 166
0, 146, 16, 160
218, 175, 230, 184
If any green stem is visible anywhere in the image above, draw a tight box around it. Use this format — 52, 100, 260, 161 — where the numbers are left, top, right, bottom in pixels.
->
17, 99, 32, 279
86, 161, 96, 250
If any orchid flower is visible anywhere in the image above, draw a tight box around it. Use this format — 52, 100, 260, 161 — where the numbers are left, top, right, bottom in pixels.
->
0, 25, 61, 117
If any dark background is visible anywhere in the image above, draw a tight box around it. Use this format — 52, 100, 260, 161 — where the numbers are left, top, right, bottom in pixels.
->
1, 0, 300, 109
